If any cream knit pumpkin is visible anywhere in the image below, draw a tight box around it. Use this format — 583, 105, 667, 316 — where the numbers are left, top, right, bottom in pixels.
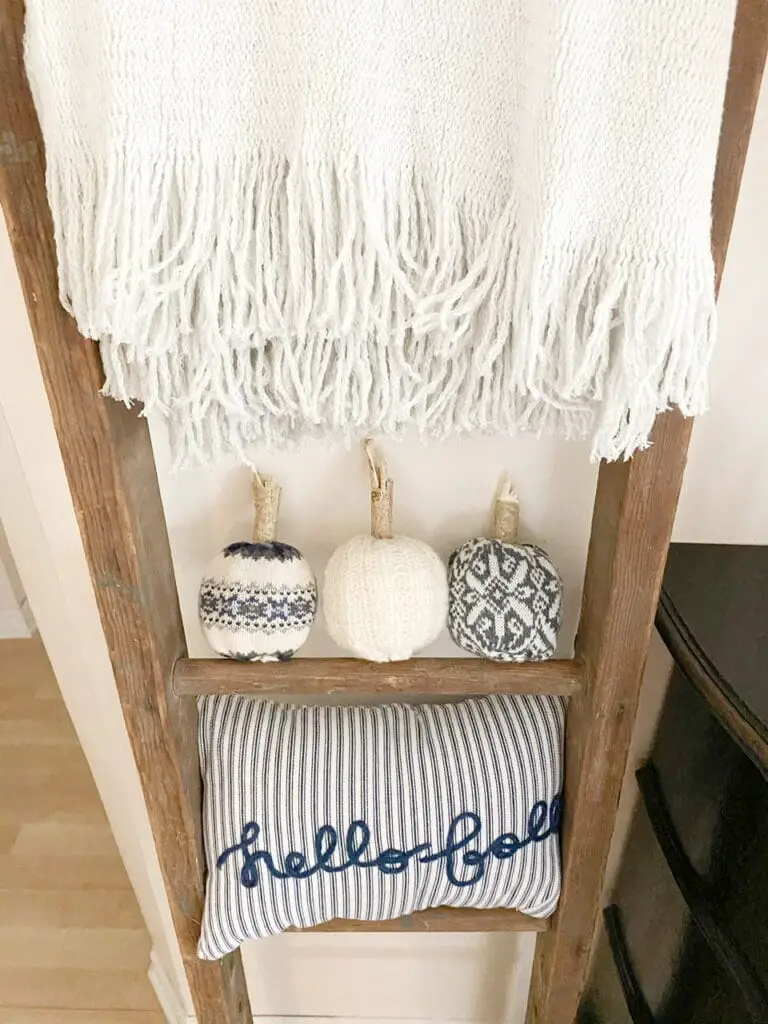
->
323, 442, 448, 661
324, 534, 447, 662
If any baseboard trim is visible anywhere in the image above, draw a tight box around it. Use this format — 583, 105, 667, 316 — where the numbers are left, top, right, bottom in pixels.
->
0, 599, 36, 638
149, 948, 190, 1024
149, 945, 488, 1024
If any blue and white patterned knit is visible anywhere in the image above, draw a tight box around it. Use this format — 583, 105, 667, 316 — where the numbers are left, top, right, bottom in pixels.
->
198, 693, 565, 957
199, 541, 317, 661
448, 540, 563, 662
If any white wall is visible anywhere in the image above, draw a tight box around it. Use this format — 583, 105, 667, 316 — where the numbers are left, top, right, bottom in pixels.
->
0, 77, 766, 1024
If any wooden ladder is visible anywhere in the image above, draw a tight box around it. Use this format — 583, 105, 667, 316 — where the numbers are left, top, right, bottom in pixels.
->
1, 2, 766, 1020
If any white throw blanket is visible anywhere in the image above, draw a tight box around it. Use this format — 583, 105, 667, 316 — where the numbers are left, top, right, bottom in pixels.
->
25, 1, 736, 465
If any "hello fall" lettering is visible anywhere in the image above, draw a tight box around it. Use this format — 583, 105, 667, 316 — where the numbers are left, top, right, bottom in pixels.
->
217, 795, 561, 889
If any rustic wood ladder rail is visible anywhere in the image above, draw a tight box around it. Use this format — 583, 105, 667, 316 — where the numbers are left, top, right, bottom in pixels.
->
1, 1, 765, 1020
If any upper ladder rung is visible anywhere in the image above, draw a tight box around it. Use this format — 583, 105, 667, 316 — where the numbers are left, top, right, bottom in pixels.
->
172, 657, 584, 697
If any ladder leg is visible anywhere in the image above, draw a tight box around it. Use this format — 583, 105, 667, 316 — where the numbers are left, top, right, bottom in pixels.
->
526, 414, 692, 1023
526, 3, 768, 1019
0, 3, 251, 1021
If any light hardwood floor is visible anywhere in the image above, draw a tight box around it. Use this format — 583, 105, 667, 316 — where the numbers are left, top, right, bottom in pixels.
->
0, 636, 165, 1023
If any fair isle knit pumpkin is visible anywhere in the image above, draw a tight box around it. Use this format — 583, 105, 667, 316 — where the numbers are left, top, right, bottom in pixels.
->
448, 479, 563, 662
198, 474, 317, 661
323, 442, 447, 662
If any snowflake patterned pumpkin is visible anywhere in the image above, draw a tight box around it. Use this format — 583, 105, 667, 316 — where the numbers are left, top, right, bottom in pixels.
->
198, 473, 317, 661
448, 478, 562, 662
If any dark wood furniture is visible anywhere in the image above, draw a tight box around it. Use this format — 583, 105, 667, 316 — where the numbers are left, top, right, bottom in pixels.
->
658, 544, 768, 779
580, 544, 768, 1023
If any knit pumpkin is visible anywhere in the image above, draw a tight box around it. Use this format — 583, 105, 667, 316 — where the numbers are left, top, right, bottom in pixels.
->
448, 478, 563, 662
198, 474, 317, 661
323, 442, 448, 662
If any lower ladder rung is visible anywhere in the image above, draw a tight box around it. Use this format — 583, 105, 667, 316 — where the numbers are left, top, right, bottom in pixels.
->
173, 657, 583, 698
294, 907, 549, 933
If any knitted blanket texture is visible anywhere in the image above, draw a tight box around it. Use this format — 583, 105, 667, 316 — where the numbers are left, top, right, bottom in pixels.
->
25, 1, 736, 465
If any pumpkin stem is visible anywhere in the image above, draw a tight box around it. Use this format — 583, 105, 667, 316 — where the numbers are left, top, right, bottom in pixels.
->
364, 439, 394, 540
252, 472, 282, 543
493, 474, 519, 543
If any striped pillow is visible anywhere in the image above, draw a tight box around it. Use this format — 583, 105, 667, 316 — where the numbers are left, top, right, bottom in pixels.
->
198, 693, 565, 959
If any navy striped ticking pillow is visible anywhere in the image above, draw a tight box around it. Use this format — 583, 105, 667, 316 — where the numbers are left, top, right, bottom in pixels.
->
198, 693, 565, 959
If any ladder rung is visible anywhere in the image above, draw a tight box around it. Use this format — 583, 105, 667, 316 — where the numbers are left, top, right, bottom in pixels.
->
293, 907, 549, 933
173, 657, 583, 698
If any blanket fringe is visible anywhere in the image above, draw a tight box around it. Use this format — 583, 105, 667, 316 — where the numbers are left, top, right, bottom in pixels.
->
49, 149, 717, 467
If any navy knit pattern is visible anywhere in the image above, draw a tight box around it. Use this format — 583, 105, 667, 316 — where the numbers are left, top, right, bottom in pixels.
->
223, 541, 304, 562
448, 540, 563, 661
199, 580, 317, 636
198, 693, 564, 957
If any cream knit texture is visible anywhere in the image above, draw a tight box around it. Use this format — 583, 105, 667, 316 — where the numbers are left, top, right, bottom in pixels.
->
25, 1, 736, 465
323, 535, 448, 662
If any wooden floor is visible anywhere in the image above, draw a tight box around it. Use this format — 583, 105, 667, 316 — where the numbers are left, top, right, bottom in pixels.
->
0, 637, 165, 1023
